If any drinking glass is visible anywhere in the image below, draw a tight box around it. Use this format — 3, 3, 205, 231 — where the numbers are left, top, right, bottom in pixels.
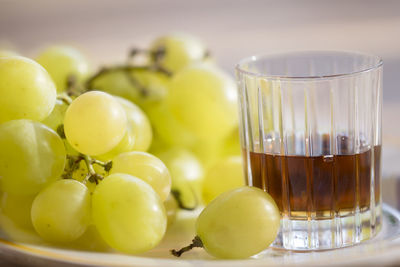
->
235, 51, 383, 250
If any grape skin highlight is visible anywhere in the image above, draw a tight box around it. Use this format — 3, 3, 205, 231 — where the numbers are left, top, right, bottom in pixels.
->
0, 56, 56, 123
92, 173, 167, 254
0, 120, 66, 195
64, 91, 127, 156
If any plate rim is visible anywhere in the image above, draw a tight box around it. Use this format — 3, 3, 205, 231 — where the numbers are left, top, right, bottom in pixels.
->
0, 204, 400, 267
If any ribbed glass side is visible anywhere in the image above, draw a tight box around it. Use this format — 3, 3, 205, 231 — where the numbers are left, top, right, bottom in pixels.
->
236, 51, 383, 250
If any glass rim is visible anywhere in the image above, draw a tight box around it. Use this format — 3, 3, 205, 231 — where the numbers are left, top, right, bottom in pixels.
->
235, 50, 383, 81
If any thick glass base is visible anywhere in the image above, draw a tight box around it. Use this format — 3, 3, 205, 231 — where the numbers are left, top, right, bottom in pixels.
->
271, 204, 382, 250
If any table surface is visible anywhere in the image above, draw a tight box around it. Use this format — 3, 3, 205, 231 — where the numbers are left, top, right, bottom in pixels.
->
1, 0, 400, 266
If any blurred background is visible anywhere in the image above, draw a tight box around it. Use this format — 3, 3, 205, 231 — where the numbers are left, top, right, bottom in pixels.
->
1, 0, 399, 141
1, 0, 399, 95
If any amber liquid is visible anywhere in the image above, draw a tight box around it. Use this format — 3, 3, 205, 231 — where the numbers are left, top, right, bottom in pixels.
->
245, 143, 381, 219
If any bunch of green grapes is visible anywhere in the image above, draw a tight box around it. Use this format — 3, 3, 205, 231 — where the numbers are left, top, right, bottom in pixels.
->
0, 35, 282, 259
86, 33, 242, 208
58, 91, 170, 252
0, 92, 170, 253
0, 53, 171, 254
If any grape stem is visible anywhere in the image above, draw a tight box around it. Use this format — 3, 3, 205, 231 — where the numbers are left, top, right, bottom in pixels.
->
62, 154, 110, 185
56, 122, 111, 185
171, 236, 203, 257
128, 47, 165, 61
56, 124, 66, 139
85, 64, 171, 91
123, 70, 149, 97
82, 154, 105, 185
91, 159, 113, 172
57, 93, 73, 105
62, 155, 83, 179
171, 189, 198, 211
84, 46, 171, 96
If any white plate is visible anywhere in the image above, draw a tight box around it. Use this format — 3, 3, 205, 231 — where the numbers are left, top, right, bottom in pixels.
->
0, 204, 399, 267
2, 146, 400, 267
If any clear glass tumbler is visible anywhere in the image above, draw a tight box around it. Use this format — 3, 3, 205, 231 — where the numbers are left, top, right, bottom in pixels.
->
235, 51, 383, 250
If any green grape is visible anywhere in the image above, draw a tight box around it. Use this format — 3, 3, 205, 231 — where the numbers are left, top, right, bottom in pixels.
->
42, 99, 68, 131
0, 56, 56, 123
91, 69, 169, 110
91, 71, 130, 100
117, 97, 152, 151
202, 156, 245, 204
173, 187, 280, 259
150, 33, 208, 72
71, 225, 111, 252
111, 152, 171, 201
155, 148, 204, 207
0, 214, 42, 244
164, 194, 178, 226
97, 97, 152, 160
0, 120, 66, 195
191, 139, 225, 169
0, 182, 41, 245
0, 193, 35, 231
0, 50, 19, 57
167, 63, 238, 140
130, 70, 169, 110
64, 139, 80, 156
64, 91, 127, 156
192, 128, 241, 168
31, 179, 91, 243
147, 101, 197, 147
41, 99, 76, 156
92, 173, 167, 254
96, 130, 134, 161
36, 46, 89, 92
147, 128, 170, 156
